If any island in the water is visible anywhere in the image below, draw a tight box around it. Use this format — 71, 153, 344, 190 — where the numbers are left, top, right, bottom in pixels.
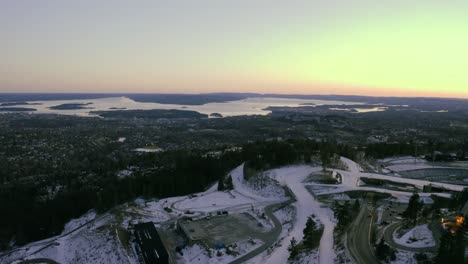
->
0, 102, 42, 107
108, 107, 127, 110
209, 113, 223, 118
49, 103, 94, 110
0, 107, 37, 112
90, 109, 208, 119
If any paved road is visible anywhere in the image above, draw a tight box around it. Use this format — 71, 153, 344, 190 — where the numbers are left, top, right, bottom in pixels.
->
383, 221, 438, 253
347, 202, 379, 264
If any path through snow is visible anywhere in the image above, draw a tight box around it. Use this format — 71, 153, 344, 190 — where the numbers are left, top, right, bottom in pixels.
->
263, 166, 336, 264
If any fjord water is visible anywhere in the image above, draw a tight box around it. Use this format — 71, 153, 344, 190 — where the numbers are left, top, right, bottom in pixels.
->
9, 96, 363, 117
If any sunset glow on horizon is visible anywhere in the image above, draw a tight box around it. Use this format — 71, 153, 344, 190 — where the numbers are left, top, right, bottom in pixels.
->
1, 1, 468, 98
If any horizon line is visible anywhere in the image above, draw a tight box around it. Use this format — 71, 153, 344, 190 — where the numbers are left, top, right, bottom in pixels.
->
0, 92, 467, 101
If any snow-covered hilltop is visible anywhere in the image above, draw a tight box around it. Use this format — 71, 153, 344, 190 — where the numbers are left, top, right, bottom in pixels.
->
2, 157, 466, 264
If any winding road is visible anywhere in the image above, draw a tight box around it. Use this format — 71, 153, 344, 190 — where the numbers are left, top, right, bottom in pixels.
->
383, 221, 438, 253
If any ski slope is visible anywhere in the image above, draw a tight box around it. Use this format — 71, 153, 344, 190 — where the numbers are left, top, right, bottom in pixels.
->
263, 166, 336, 264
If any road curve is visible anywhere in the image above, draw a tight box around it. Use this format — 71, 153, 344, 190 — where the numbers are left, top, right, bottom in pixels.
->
383, 221, 438, 253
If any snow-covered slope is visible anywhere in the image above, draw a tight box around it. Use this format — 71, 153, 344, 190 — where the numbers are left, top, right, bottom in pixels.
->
262, 166, 336, 264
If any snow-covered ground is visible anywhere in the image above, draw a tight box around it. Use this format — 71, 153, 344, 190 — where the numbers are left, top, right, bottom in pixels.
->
179, 239, 264, 264
62, 210, 97, 234
390, 250, 417, 264
3, 157, 463, 264
261, 166, 336, 264
342, 157, 364, 173
307, 185, 340, 196
273, 205, 295, 225
329, 193, 351, 201
389, 195, 434, 204
172, 164, 285, 216
393, 224, 436, 248
174, 191, 257, 213
20, 226, 134, 264
133, 147, 163, 153
117, 169, 133, 179
120, 201, 170, 228
231, 164, 286, 203
245, 157, 464, 264
290, 250, 319, 264
377, 206, 384, 225
3, 212, 136, 264
246, 171, 287, 200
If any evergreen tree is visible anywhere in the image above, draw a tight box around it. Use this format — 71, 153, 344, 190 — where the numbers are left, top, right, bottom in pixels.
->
375, 238, 387, 259
332, 201, 352, 231
402, 193, 422, 226
320, 148, 332, 172
218, 175, 225, 191
375, 239, 396, 262
287, 237, 299, 260
303, 216, 321, 248
225, 175, 234, 190
353, 199, 361, 211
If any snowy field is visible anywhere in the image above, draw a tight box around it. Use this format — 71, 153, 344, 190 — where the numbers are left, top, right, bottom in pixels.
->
390, 250, 417, 264
3, 212, 136, 264
62, 210, 97, 234
174, 191, 257, 213
393, 224, 436, 248
18, 227, 134, 264
171, 164, 286, 217
291, 250, 319, 264
273, 205, 295, 225
179, 239, 264, 264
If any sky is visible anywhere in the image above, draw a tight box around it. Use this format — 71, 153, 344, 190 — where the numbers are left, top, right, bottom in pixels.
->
1, 0, 468, 98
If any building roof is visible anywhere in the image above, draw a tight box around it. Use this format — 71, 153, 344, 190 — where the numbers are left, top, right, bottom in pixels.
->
134, 222, 169, 264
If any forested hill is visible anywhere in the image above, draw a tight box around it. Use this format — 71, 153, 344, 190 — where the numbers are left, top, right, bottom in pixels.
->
0, 139, 353, 248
